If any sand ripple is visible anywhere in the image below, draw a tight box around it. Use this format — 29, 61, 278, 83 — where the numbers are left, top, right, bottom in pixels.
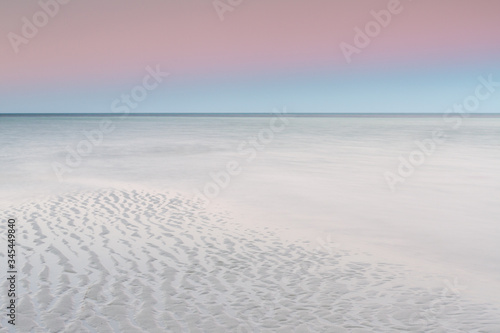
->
1, 189, 499, 332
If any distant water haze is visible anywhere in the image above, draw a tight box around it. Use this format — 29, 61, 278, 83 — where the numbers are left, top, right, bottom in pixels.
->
1, 116, 499, 301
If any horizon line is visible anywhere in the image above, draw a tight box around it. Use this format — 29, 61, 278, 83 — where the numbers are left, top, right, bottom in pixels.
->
1, 113, 500, 118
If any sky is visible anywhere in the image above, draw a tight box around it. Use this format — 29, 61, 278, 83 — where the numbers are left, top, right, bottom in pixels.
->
1, 0, 499, 114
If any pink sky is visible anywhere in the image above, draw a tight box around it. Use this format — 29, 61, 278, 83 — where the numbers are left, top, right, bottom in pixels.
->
1, 0, 500, 88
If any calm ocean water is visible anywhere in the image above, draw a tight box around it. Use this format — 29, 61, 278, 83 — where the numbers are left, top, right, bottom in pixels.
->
1, 115, 499, 298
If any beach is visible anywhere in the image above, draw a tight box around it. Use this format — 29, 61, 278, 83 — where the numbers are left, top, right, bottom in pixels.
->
1, 116, 500, 331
